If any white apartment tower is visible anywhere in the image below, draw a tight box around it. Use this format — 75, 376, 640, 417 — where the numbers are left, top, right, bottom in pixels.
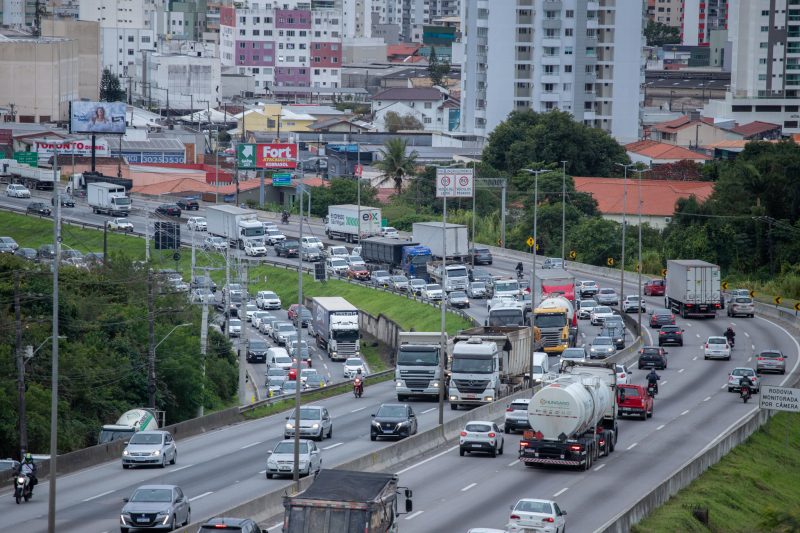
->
343, 0, 375, 38
371, 0, 460, 41
459, 0, 644, 143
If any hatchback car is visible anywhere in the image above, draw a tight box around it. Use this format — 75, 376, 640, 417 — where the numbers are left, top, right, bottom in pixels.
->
727, 296, 755, 318
503, 398, 531, 434
622, 295, 645, 313
704, 336, 731, 360
287, 339, 310, 361
156, 203, 181, 217
615, 364, 632, 385
372, 270, 392, 288
14, 247, 38, 261
560, 347, 588, 364
447, 290, 470, 309
203, 236, 227, 252
590, 306, 615, 325
272, 322, 296, 345
52, 193, 75, 207
343, 357, 367, 378
108, 218, 134, 232
380, 226, 400, 238
658, 325, 684, 346
600, 324, 626, 349
577, 280, 599, 298
756, 349, 786, 374
638, 346, 668, 369
197, 517, 261, 533
6, 184, 31, 198
468, 247, 493, 265
370, 403, 417, 440
300, 244, 322, 262
122, 431, 177, 469
26, 202, 51, 216
390, 275, 409, 292
459, 421, 504, 457
595, 288, 619, 306
649, 308, 676, 328
409, 278, 427, 296
577, 299, 597, 319
643, 279, 666, 296
422, 284, 443, 301
508, 498, 567, 533
175, 197, 199, 210
120, 484, 190, 532
467, 282, 488, 299
728, 367, 760, 393
284, 405, 333, 441
589, 336, 616, 359
265, 439, 321, 479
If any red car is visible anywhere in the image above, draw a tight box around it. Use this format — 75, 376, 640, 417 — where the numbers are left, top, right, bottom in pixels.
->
617, 384, 654, 420
644, 279, 665, 296
346, 265, 371, 281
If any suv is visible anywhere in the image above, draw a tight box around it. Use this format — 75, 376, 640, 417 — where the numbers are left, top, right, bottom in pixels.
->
649, 308, 675, 328
275, 239, 300, 257
156, 203, 181, 217
658, 325, 684, 346
186, 216, 207, 231
504, 398, 531, 434
622, 295, 645, 313
644, 279, 666, 296
284, 405, 333, 441
577, 280, 599, 298
246, 339, 269, 363
198, 518, 261, 533
459, 421, 504, 457
468, 247, 493, 265
175, 197, 199, 210
26, 202, 52, 216
370, 403, 417, 440
755, 350, 786, 375
542, 257, 563, 269
638, 346, 668, 370
600, 324, 625, 349
727, 296, 755, 318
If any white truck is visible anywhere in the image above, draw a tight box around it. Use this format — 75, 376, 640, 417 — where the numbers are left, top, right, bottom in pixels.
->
665, 259, 721, 318
88, 182, 131, 216
0, 159, 59, 190
310, 296, 360, 361
206, 205, 265, 249
519, 360, 619, 470
412, 222, 469, 260
426, 262, 469, 292
325, 204, 382, 243
486, 300, 526, 327
395, 332, 446, 401
448, 326, 534, 409
97, 408, 159, 444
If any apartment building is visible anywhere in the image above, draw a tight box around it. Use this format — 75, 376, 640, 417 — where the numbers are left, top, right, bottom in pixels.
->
458, 0, 644, 143
219, 1, 343, 95
681, 0, 728, 45
651, 0, 683, 27
370, 0, 460, 42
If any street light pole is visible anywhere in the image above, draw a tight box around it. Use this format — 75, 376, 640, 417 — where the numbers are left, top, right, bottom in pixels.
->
615, 163, 634, 306
635, 168, 651, 337
524, 169, 549, 309
561, 160, 568, 262
293, 185, 310, 490
47, 149, 61, 533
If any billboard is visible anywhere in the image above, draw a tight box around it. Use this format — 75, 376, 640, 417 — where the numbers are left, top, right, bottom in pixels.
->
70, 101, 127, 134
36, 139, 110, 157
257, 143, 297, 169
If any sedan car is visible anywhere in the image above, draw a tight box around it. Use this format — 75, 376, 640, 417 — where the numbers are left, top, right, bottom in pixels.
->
155, 203, 181, 217
589, 306, 615, 325
389, 275, 409, 292
508, 498, 567, 533
6, 184, 31, 198
343, 357, 367, 379
203, 236, 228, 252
186, 216, 207, 231
459, 421, 504, 457
26, 202, 51, 216
275, 239, 300, 258
265, 439, 322, 479
704, 336, 731, 360
120, 484, 191, 532
0, 236, 19, 252
595, 288, 619, 306
14, 247, 37, 261
589, 336, 617, 359
658, 325, 684, 346
284, 405, 333, 441
467, 282, 488, 299
447, 290, 471, 309
727, 296, 755, 318
122, 430, 177, 469
107, 217, 134, 232
52, 193, 75, 207
638, 346, 668, 370
649, 308, 676, 328
468, 247, 493, 265
422, 283, 443, 301
175, 197, 199, 210
728, 367, 760, 393
370, 403, 418, 440
615, 364, 632, 385
371, 270, 392, 288
622, 295, 645, 313
643, 279, 666, 296
756, 349, 786, 374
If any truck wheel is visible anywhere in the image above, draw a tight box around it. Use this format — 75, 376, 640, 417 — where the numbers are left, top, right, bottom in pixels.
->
450, 403, 458, 411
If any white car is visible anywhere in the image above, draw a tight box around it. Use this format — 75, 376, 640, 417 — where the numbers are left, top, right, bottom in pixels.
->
346, 255, 367, 269
422, 284, 443, 301
704, 336, 731, 360
409, 278, 427, 295
326, 258, 349, 277
615, 363, 632, 385
265, 228, 286, 245
121, 430, 177, 469
380, 226, 399, 238
727, 367, 760, 393
343, 357, 367, 379
227, 318, 242, 337
459, 420, 504, 457
107, 218, 134, 232
251, 311, 271, 329
265, 439, 321, 479
256, 290, 282, 310
203, 236, 228, 252
590, 306, 615, 325
622, 295, 645, 313
244, 303, 258, 321
325, 245, 349, 259
300, 236, 324, 250
272, 353, 295, 371
244, 240, 268, 256
6, 184, 31, 198
503, 398, 531, 434
186, 216, 207, 231
577, 299, 597, 319
507, 499, 567, 533
487, 295, 520, 312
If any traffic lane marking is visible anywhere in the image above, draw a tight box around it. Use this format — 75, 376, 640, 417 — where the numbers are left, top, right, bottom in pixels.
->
461, 483, 477, 492
553, 487, 568, 497
82, 489, 115, 502
189, 491, 214, 502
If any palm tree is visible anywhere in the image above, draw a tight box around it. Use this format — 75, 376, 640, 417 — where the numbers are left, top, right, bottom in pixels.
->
374, 138, 418, 194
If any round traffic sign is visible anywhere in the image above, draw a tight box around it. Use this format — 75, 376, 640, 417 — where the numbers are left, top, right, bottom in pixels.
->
459, 175, 470, 186
439, 175, 451, 186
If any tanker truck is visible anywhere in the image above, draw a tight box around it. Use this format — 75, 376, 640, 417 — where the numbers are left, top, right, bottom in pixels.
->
518, 361, 618, 470
97, 408, 160, 444
533, 295, 577, 355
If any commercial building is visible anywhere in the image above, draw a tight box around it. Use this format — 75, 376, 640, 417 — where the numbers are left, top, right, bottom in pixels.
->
134, 51, 221, 110
41, 18, 102, 102
458, 0, 644, 143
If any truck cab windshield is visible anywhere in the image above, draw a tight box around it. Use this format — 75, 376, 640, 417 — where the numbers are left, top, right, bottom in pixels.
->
452, 356, 493, 373
243, 227, 265, 237
397, 348, 439, 366
113, 197, 131, 205
489, 310, 524, 327
495, 281, 519, 293
447, 266, 468, 278
98, 428, 134, 444
333, 330, 359, 342
535, 314, 567, 328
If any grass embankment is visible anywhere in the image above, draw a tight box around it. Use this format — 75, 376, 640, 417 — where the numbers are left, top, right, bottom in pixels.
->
632, 412, 800, 533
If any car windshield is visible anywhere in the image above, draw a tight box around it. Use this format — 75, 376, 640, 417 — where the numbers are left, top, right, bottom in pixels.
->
275, 356, 292, 364
515, 500, 553, 514
621, 387, 640, 397
760, 351, 782, 358
128, 433, 163, 445
331, 259, 347, 267
292, 408, 321, 421
471, 282, 486, 289
346, 358, 364, 367
509, 402, 529, 411
594, 306, 612, 314
246, 304, 257, 311
229, 319, 241, 327
495, 281, 519, 292
131, 488, 172, 503
448, 267, 468, 278
580, 300, 596, 308
268, 368, 286, 376
732, 368, 754, 376
392, 276, 408, 282
282, 381, 297, 391
451, 357, 493, 373
653, 310, 671, 316
600, 289, 614, 294
465, 423, 492, 432
450, 291, 467, 299
376, 405, 407, 418
708, 337, 726, 344
374, 271, 390, 278
641, 347, 662, 355
397, 347, 438, 366
534, 314, 566, 328
250, 340, 268, 350
277, 324, 295, 332
426, 284, 441, 291
734, 298, 752, 304
488, 309, 523, 327
274, 441, 309, 454
661, 326, 679, 332
594, 338, 613, 346
562, 349, 586, 359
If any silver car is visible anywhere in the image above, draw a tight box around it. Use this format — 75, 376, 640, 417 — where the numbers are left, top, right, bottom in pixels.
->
284, 405, 333, 440
589, 336, 617, 359
272, 322, 296, 345
343, 357, 367, 378
577, 299, 597, 319
595, 288, 619, 306
122, 431, 177, 469
727, 296, 755, 318
120, 484, 191, 532
372, 270, 392, 288
409, 278, 427, 296
503, 398, 531, 434
265, 439, 322, 479
301, 245, 322, 262
467, 282, 488, 299
390, 275, 409, 292
755, 349, 786, 374
203, 236, 227, 252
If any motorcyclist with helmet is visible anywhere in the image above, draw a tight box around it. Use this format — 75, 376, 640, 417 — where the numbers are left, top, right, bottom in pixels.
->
724, 326, 736, 348
646, 369, 661, 395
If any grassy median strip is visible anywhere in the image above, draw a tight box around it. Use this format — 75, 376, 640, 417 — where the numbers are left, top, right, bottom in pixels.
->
632, 411, 800, 533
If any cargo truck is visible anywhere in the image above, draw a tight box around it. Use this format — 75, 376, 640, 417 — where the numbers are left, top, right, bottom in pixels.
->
88, 182, 131, 216
360, 237, 432, 279
281, 470, 412, 533
486, 300, 527, 327
427, 262, 469, 292
395, 332, 447, 401
534, 269, 576, 302
519, 360, 619, 470
665, 259, 721, 318
325, 204, 382, 243
412, 222, 469, 260
70, 171, 133, 193
97, 408, 160, 444
206, 205, 265, 249
533, 296, 577, 355
310, 296, 360, 361
0, 159, 59, 190
448, 326, 536, 409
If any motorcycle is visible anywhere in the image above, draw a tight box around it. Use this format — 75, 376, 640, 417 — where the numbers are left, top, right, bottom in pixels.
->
281, 212, 289, 224
646, 383, 658, 397
353, 378, 363, 398
306, 358, 312, 368
14, 474, 32, 504
516, 269, 524, 281
740, 385, 751, 403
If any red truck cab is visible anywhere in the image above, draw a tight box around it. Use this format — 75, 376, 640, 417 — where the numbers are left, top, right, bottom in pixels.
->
617, 384, 653, 420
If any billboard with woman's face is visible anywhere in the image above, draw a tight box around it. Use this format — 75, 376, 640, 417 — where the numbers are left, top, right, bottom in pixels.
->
70, 101, 127, 134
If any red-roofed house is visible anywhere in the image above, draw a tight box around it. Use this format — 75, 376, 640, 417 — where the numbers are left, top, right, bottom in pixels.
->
387, 43, 423, 63
625, 140, 711, 165
573, 177, 714, 229
651, 115, 741, 147
730, 121, 782, 140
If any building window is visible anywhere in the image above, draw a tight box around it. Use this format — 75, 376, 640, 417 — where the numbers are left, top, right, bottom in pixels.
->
424, 102, 432, 109
566, 10, 574, 18
760, 42, 768, 48
565, 28, 573, 37
424, 117, 432, 124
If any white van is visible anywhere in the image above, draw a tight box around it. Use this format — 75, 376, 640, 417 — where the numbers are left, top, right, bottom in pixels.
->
531, 352, 551, 384
267, 347, 292, 368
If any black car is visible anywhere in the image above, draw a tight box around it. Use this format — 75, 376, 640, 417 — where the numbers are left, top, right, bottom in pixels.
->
51, 194, 75, 207
296, 306, 312, 327
600, 324, 626, 349
658, 325, 684, 346
638, 346, 668, 370
156, 203, 182, 217
275, 239, 300, 258
26, 202, 51, 216
469, 267, 493, 284
176, 197, 200, 210
468, 247, 493, 265
198, 517, 261, 533
38, 244, 55, 260
14, 247, 38, 261
191, 275, 218, 292
246, 339, 269, 363
370, 403, 418, 441
649, 308, 676, 328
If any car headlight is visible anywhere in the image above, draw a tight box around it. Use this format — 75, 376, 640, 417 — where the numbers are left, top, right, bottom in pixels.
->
122, 450, 129, 456
286, 422, 294, 429
120, 514, 131, 525
372, 420, 381, 427
433, 381, 439, 388
311, 423, 320, 429
267, 459, 277, 467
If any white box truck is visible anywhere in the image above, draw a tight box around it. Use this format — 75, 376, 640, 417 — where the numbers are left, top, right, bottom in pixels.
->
412, 222, 469, 260
88, 182, 131, 216
310, 296, 361, 361
665, 259, 721, 318
325, 204, 382, 243
206, 205, 265, 249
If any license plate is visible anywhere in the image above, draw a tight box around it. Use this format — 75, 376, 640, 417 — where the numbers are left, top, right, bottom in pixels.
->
471, 444, 482, 448
280, 466, 291, 471
464, 394, 477, 399
136, 518, 148, 523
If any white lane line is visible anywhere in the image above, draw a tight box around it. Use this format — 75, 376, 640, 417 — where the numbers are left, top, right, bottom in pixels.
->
703, 396, 711, 402
508, 459, 520, 467
323, 442, 343, 450
422, 407, 436, 414
323, 363, 329, 370
696, 333, 701, 338
693, 356, 698, 360
240, 441, 262, 450
681, 409, 690, 416
397, 445, 459, 474
721, 384, 727, 389
593, 463, 606, 472
678, 368, 685, 373
685, 322, 692, 327
747, 357, 752, 362
268, 523, 282, 531
259, 469, 267, 474
626, 442, 638, 450
752, 344, 755, 351
656, 424, 665, 430
170, 464, 193, 473
553, 487, 569, 497
744, 332, 750, 338
461, 483, 477, 492
351, 406, 367, 413
82, 489, 115, 502
405, 511, 424, 521
189, 491, 214, 502
662, 380, 668, 385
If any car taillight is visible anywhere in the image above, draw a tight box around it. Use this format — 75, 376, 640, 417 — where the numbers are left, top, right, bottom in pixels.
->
543, 517, 555, 523
519, 441, 530, 448
569, 444, 582, 452
510, 515, 521, 520
619, 373, 626, 378
756, 357, 764, 360
659, 331, 665, 335
778, 358, 784, 361
460, 431, 467, 437
670, 315, 675, 320
705, 343, 708, 349
506, 407, 513, 412
489, 432, 496, 438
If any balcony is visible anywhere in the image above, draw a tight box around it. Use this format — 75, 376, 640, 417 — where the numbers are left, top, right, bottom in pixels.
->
543, 0, 563, 9
539, 91, 560, 102
515, 86, 532, 98
542, 18, 562, 30
516, 49, 532, 61
517, 13, 533, 25
540, 74, 561, 84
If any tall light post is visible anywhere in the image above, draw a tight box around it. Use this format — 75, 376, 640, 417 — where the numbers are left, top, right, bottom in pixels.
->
615, 163, 635, 305
634, 167, 651, 336
293, 184, 311, 490
47, 150, 61, 533
151, 323, 192, 408
523, 168, 549, 309
560, 160, 568, 262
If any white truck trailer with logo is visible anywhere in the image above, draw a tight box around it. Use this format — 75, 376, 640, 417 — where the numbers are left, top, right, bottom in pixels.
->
310, 296, 361, 361
97, 408, 160, 444
325, 204, 382, 243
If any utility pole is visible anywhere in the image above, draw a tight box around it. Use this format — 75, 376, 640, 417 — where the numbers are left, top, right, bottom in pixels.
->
500, 180, 507, 249
293, 184, 309, 490
103, 222, 108, 267
15, 272, 27, 457
237, 261, 247, 406
616, 163, 635, 304
197, 269, 209, 417
47, 149, 61, 533
145, 212, 150, 262
524, 169, 549, 309
635, 168, 650, 337
561, 161, 568, 262
147, 273, 156, 409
